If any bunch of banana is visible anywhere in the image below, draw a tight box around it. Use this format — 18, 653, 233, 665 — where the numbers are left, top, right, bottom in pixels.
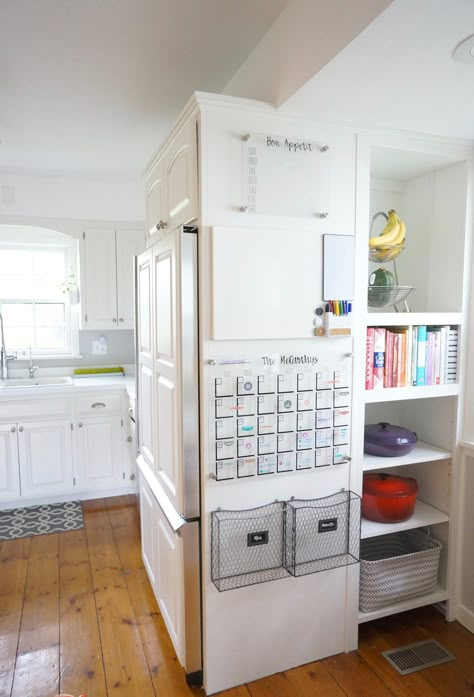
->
369, 209, 406, 248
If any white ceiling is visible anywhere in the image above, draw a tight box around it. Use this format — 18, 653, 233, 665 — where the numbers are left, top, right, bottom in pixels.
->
2, 0, 474, 183
0, 0, 287, 177
281, 0, 474, 142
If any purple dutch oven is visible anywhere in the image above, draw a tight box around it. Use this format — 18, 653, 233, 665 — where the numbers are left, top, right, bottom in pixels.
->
364, 422, 418, 457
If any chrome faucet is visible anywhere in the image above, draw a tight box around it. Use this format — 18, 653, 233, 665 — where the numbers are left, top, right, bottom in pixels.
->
28, 347, 39, 379
0, 312, 17, 380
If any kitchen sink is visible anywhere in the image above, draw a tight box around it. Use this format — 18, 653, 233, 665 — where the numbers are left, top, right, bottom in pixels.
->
0, 376, 73, 388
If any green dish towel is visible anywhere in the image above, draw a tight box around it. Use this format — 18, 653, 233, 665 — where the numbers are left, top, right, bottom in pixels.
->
74, 366, 124, 376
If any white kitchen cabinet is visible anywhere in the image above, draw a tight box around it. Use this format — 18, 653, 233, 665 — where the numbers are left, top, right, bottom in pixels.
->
76, 415, 125, 492
18, 419, 75, 497
82, 227, 144, 329
0, 424, 21, 502
145, 156, 166, 248
145, 117, 198, 247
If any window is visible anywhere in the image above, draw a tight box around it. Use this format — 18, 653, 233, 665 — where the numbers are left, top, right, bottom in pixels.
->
0, 227, 79, 357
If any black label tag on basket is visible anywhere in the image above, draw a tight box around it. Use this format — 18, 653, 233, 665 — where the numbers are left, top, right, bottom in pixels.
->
318, 517, 337, 533
247, 530, 269, 546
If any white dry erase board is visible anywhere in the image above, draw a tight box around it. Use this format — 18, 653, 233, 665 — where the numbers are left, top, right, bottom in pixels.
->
322, 235, 354, 301
211, 225, 322, 340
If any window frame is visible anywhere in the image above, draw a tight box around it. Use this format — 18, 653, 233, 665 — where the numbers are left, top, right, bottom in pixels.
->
0, 230, 80, 359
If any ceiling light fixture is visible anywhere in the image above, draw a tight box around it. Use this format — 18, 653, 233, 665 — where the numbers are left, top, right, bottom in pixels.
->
453, 34, 474, 63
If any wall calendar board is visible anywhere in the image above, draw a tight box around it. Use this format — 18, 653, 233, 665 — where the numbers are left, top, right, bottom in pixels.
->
241, 132, 331, 218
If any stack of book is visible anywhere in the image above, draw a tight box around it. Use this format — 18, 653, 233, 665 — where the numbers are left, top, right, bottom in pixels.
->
365, 325, 458, 389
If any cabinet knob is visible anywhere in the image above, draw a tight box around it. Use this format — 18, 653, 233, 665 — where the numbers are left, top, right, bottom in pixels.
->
316, 212, 329, 219
119, 318, 124, 323
130, 473, 136, 481
157, 220, 168, 230
18, 426, 24, 432
112, 317, 117, 323
78, 422, 83, 428
127, 436, 133, 443
11, 426, 16, 433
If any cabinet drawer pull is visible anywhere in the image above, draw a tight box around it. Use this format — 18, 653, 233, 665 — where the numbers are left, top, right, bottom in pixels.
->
112, 317, 117, 323
78, 422, 83, 428
91, 402, 106, 409
18, 426, 24, 432
127, 436, 133, 442
119, 317, 124, 322
11, 426, 16, 433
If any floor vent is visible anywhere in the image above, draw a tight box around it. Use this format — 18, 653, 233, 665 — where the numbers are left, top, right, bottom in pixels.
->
382, 639, 456, 675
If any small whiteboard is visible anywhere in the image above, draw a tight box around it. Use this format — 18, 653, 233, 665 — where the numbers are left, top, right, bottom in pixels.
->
323, 235, 354, 301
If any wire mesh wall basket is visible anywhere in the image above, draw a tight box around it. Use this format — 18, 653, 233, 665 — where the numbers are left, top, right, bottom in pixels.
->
211, 501, 290, 591
359, 529, 442, 612
285, 491, 361, 577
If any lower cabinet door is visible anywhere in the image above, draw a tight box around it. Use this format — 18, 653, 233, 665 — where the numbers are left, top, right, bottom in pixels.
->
139, 474, 156, 587
155, 501, 185, 666
76, 416, 124, 492
18, 419, 74, 497
0, 424, 20, 502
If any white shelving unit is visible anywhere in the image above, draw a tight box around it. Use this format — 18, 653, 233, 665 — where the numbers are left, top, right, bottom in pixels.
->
358, 586, 449, 624
364, 383, 461, 403
361, 499, 449, 539
366, 312, 462, 327
362, 441, 451, 471
350, 131, 472, 634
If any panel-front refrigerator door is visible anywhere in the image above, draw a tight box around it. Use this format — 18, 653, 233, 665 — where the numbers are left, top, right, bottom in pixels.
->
152, 227, 199, 519
137, 226, 201, 681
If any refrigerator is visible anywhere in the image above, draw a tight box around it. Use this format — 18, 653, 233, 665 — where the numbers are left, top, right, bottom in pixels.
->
136, 225, 202, 685
136, 223, 357, 694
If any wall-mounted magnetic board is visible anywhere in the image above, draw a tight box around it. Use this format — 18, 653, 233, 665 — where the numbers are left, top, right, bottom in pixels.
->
211, 225, 322, 340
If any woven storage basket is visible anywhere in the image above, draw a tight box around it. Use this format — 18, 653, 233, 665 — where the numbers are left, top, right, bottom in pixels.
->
359, 529, 442, 613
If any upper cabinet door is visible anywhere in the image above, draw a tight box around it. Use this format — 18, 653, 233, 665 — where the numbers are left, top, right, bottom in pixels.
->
82, 228, 118, 329
116, 229, 145, 329
165, 118, 198, 231
145, 157, 166, 248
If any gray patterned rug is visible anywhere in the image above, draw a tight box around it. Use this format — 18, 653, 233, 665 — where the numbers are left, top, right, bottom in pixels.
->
0, 500, 84, 541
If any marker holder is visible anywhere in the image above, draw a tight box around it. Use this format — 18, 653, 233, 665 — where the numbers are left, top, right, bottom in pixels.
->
323, 310, 353, 337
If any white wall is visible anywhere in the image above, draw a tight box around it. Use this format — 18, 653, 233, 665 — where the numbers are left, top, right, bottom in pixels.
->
0, 171, 145, 222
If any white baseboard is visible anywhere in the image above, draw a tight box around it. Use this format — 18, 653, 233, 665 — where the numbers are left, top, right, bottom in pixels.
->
456, 604, 474, 633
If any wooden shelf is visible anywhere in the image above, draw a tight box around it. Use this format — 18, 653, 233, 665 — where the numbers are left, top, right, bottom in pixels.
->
364, 383, 460, 403
361, 499, 449, 539
358, 585, 449, 623
366, 312, 462, 327
363, 441, 451, 471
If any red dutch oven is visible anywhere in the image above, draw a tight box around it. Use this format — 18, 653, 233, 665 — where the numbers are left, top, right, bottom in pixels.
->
362, 472, 418, 523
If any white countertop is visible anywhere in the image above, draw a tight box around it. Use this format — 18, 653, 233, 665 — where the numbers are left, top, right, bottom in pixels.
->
0, 374, 136, 401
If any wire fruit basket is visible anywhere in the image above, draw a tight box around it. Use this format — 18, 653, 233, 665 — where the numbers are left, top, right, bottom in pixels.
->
369, 211, 414, 311
369, 243, 405, 263
368, 285, 414, 309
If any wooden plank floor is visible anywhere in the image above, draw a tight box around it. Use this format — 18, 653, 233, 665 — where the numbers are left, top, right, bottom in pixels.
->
0, 495, 473, 697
